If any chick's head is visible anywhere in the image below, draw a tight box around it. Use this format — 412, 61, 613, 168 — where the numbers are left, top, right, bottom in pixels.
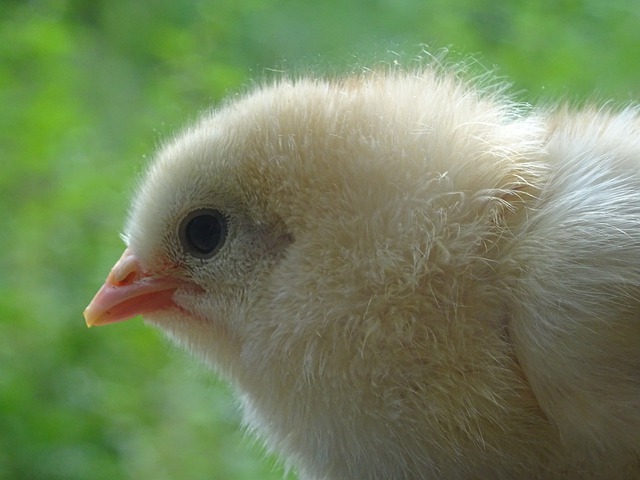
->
85, 70, 548, 476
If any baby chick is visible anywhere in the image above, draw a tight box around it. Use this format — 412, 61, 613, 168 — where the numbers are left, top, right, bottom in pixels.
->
84, 67, 640, 479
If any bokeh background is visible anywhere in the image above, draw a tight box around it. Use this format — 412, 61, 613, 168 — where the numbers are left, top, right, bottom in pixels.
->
2, 1, 639, 479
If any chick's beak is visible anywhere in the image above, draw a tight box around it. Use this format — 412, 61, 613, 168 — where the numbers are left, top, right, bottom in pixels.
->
84, 248, 181, 327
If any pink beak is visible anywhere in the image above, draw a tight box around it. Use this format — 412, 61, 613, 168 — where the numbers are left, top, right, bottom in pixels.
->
84, 249, 181, 327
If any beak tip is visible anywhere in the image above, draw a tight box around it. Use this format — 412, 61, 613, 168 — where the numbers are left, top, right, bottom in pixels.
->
83, 305, 98, 328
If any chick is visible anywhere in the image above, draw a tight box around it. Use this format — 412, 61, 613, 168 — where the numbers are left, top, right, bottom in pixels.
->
84, 67, 640, 479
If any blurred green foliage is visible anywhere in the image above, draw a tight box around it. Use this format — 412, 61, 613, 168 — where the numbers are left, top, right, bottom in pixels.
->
1, 0, 638, 478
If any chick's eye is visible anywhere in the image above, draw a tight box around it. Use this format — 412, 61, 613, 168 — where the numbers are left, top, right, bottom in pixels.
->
179, 208, 227, 258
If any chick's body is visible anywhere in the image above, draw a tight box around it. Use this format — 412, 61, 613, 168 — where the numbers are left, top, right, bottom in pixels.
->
86, 69, 640, 479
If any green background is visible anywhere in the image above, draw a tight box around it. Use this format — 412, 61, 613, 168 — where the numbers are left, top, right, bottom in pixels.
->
2, 1, 638, 479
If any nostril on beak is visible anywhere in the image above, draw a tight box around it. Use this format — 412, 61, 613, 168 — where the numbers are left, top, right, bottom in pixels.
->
107, 249, 143, 286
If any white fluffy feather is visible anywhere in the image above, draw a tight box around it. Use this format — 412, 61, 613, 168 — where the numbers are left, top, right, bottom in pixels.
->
92, 66, 640, 479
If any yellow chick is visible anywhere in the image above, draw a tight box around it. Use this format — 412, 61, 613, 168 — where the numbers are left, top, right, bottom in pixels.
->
84, 66, 640, 479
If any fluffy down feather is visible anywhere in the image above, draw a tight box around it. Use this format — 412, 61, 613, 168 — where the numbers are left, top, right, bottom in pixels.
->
85, 66, 640, 479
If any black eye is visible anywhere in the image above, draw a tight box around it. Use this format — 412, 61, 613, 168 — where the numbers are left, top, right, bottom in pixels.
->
179, 208, 227, 258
